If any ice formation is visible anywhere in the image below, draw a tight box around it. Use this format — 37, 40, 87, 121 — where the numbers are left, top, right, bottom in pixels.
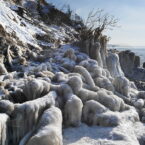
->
0, 0, 145, 145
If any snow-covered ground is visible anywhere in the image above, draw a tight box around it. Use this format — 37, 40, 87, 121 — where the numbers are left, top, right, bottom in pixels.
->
0, 1, 45, 48
63, 122, 145, 145
0, 0, 78, 50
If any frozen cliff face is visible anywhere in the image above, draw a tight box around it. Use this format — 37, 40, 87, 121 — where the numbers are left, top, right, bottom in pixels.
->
118, 50, 145, 81
0, 1, 145, 145
119, 50, 140, 75
77, 35, 108, 68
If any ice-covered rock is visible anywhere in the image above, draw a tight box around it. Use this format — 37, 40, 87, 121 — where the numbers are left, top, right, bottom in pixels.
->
0, 1, 144, 145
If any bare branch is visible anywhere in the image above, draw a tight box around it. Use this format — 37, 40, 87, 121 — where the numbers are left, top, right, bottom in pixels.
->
79, 9, 119, 40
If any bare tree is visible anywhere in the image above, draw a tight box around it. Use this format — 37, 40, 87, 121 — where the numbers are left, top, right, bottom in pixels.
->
86, 9, 118, 30
80, 9, 118, 40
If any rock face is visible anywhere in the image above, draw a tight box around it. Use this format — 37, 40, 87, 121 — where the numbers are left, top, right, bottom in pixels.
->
0, 1, 145, 145
118, 50, 145, 81
119, 50, 140, 75
143, 62, 145, 69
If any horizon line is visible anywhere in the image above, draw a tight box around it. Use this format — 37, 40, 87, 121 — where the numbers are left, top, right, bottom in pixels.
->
108, 44, 145, 48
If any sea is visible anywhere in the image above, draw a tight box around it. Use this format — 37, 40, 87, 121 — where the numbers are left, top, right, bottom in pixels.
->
109, 46, 145, 65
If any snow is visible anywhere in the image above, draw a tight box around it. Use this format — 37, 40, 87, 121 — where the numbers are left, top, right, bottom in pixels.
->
0, 1, 41, 48
0, 0, 78, 51
10, 5, 19, 11
49, 25, 78, 41
63, 122, 145, 145
63, 124, 113, 145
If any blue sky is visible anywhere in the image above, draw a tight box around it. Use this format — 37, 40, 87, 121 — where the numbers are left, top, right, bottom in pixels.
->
47, 0, 145, 46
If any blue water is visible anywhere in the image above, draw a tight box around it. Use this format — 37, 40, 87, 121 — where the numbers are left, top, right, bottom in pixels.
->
111, 47, 145, 65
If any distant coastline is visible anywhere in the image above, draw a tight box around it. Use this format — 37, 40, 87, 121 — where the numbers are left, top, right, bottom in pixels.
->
108, 44, 145, 65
